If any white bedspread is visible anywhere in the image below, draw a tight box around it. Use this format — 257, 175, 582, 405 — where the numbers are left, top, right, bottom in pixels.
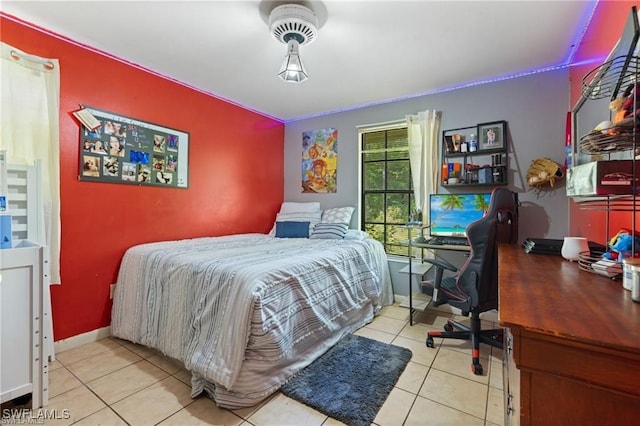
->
111, 233, 392, 407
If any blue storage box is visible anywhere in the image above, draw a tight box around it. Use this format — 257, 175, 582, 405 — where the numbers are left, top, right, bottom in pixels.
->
478, 168, 493, 184
0, 214, 12, 249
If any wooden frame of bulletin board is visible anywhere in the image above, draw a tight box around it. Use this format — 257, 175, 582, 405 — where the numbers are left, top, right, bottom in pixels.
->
77, 106, 189, 188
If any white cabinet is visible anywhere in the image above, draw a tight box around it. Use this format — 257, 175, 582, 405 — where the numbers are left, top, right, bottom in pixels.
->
0, 241, 48, 408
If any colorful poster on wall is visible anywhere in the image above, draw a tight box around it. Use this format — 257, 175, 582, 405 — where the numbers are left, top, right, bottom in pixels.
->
77, 106, 189, 188
302, 127, 337, 193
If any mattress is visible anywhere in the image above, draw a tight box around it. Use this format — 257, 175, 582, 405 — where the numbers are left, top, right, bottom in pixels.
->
110, 233, 392, 408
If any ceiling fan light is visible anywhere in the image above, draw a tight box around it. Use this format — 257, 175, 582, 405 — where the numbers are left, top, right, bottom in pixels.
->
278, 39, 309, 83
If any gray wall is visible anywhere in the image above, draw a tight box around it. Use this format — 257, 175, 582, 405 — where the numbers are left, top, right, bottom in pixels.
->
283, 69, 571, 296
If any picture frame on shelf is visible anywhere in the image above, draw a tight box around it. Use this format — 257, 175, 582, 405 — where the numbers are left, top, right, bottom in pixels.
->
478, 121, 506, 151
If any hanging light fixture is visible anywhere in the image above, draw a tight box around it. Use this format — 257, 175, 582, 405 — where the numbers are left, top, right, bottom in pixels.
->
269, 4, 318, 83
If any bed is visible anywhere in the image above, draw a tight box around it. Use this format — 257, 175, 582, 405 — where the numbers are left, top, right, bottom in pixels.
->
110, 233, 392, 408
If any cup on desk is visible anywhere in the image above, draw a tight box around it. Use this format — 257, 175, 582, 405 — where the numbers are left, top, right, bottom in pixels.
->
626, 258, 640, 302
561, 237, 589, 262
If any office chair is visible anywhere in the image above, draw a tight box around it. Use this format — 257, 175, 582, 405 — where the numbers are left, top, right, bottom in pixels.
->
420, 187, 518, 375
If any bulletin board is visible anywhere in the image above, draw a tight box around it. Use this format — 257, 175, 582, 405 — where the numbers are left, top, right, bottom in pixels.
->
77, 106, 189, 188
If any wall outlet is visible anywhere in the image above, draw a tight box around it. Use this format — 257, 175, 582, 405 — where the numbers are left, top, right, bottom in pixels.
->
110, 284, 116, 299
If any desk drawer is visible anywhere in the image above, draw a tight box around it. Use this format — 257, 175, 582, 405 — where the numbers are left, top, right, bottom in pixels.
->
517, 330, 640, 397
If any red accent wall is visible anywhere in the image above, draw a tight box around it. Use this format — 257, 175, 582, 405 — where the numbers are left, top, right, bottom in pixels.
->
0, 15, 284, 340
569, 1, 639, 243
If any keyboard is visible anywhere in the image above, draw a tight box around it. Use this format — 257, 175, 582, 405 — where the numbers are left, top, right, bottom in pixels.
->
427, 237, 469, 246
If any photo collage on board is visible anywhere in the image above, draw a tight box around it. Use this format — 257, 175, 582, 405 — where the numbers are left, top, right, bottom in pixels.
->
80, 116, 179, 186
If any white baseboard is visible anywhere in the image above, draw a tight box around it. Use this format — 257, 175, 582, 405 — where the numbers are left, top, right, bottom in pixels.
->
54, 326, 111, 354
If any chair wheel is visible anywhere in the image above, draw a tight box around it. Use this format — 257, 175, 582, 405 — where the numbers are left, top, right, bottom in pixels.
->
472, 362, 483, 375
444, 323, 454, 332
426, 336, 434, 348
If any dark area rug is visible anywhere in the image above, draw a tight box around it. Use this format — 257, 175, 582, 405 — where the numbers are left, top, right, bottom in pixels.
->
281, 333, 412, 426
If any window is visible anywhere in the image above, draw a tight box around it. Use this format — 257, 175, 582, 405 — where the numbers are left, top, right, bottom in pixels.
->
360, 125, 415, 256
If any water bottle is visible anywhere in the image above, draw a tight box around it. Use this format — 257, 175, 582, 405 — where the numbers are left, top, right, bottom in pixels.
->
469, 134, 478, 152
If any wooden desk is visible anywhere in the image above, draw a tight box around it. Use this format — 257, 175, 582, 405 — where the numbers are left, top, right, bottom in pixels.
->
498, 243, 640, 425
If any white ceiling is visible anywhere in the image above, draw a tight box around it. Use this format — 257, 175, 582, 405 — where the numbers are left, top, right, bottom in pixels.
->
2, 0, 597, 122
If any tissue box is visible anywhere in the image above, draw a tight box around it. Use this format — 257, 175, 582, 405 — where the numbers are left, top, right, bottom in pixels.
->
0, 214, 12, 249
567, 160, 640, 196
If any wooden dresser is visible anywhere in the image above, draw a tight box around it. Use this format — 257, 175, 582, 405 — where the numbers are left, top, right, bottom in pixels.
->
498, 243, 640, 425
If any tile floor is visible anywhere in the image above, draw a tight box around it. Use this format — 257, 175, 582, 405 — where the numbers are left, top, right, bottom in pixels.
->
32, 303, 505, 425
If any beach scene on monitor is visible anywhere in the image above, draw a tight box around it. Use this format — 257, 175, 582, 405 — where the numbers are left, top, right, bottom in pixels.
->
429, 193, 491, 237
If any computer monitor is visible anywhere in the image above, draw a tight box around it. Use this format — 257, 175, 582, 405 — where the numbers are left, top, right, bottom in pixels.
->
428, 193, 491, 238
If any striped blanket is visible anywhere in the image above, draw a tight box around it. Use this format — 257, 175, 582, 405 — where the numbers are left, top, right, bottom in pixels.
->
110, 234, 392, 408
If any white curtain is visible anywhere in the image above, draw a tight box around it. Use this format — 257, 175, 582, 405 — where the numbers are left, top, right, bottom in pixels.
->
406, 109, 441, 223
0, 42, 61, 284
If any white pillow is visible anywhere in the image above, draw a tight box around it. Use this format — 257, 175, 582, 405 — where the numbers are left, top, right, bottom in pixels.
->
279, 202, 321, 214
269, 211, 322, 236
321, 206, 355, 225
344, 230, 369, 240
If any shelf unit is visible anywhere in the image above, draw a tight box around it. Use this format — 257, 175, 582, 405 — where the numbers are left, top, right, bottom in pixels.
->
570, 52, 640, 275
0, 158, 51, 409
399, 224, 433, 326
441, 121, 508, 188
399, 224, 471, 326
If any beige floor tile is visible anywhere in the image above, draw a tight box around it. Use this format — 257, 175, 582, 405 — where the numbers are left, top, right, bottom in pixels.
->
87, 359, 169, 404
441, 340, 499, 366
379, 304, 411, 321
432, 347, 490, 385
231, 391, 268, 419
391, 336, 438, 367
413, 309, 452, 329
174, 368, 193, 386
48, 360, 63, 372
398, 321, 434, 342
489, 359, 504, 390
374, 387, 415, 426
65, 345, 142, 383
366, 315, 407, 335
158, 396, 244, 425
353, 326, 395, 344
72, 407, 127, 426
419, 369, 488, 419
247, 393, 327, 426
480, 309, 499, 323
111, 376, 192, 425
322, 416, 347, 425
439, 337, 474, 355
395, 360, 429, 394
486, 385, 506, 426
405, 396, 485, 426
147, 353, 184, 375
451, 315, 496, 331
55, 338, 120, 366
48, 367, 82, 398
42, 384, 106, 425
112, 337, 156, 359
232, 393, 274, 420
490, 346, 504, 363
